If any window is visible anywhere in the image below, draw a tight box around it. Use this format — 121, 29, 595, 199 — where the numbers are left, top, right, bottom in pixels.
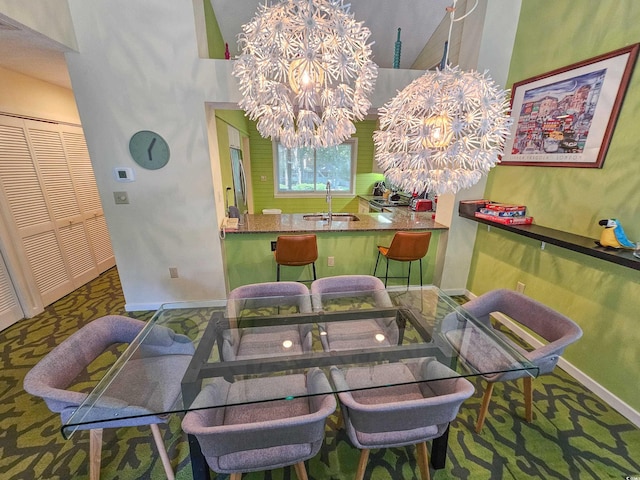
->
274, 139, 357, 196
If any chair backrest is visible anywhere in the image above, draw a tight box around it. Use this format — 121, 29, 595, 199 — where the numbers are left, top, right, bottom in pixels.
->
310, 275, 392, 309
461, 289, 583, 374
386, 231, 432, 261
228, 281, 311, 316
275, 234, 318, 266
330, 360, 474, 444
181, 369, 336, 473
23, 315, 194, 414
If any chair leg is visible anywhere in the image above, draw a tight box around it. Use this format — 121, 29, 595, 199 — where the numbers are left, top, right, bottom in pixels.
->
230, 473, 242, 480
419, 258, 423, 287
523, 376, 533, 422
89, 428, 102, 480
277, 263, 281, 281
294, 461, 309, 480
312, 262, 317, 280
373, 251, 381, 277
355, 449, 370, 480
384, 258, 389, 286
407, 261, 412, 288
150, 423, 175, 480
476, 382, 495, 433
415, 441, 431, 480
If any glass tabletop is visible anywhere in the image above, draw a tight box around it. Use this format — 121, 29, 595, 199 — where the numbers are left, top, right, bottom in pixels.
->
62, 286, 538, 438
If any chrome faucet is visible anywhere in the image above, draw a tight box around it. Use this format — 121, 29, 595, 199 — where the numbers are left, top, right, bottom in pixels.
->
326, 181, 332, 221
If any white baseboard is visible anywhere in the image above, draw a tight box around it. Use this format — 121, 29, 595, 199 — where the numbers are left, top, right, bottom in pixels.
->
124, 299, 227, 313
463, 289, 640, 428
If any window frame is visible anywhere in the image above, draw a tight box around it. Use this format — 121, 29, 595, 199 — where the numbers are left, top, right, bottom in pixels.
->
272, 138, 358, 197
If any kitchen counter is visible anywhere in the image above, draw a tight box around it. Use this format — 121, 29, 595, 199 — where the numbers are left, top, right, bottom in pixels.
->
226, 209, 447, 234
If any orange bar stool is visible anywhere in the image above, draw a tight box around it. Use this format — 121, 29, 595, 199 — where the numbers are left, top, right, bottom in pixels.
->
274, 234, 318, 283
373, 231, 432, 287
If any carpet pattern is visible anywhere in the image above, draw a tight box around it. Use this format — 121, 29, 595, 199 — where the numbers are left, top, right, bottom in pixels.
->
1, 267, 639, 479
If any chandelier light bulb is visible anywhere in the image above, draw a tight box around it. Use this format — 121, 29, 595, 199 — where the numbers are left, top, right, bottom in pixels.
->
233, 0, 378, 149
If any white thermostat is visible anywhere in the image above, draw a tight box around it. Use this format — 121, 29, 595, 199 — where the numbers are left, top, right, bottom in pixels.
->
114, 167, 135, 182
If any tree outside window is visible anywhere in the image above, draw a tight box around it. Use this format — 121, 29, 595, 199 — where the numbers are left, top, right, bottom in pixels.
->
275, 139, 356, 195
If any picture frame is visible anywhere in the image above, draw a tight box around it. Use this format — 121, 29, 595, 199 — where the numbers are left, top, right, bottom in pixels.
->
501, 43, 639, 168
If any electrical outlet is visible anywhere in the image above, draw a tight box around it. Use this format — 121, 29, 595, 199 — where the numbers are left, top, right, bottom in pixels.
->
516, 281, 525, 293
271, 241, 277, 251
327, 256, 335, 267
169, 267, 179, 278
261, 175, 267, 182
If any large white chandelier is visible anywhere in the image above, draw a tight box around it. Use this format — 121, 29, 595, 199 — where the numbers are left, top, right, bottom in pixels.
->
373, 1, 512, 195
233, 0, 378, 149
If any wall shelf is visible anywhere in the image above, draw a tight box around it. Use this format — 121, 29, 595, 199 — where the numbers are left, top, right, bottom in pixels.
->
460, 213, 640, 271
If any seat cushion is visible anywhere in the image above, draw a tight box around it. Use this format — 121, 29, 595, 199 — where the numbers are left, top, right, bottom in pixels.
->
444, 325, 527, 381
324, 320, 392, 351
236, 326, 304, 359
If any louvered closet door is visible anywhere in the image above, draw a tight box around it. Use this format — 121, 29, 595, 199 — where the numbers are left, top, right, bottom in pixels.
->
25, 120, 99, 288
0, 116, 73, 306
61, 127, 115, 273
0, 252, 23, 329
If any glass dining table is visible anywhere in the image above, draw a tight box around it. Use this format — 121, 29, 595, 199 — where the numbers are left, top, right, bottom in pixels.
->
62, 286, 537, 480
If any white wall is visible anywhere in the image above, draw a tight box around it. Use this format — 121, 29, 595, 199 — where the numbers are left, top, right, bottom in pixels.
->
66, 0, 226, 309
0, 66, 79, 123
0, 0, 77, 49
62, 0, 433, 309
438, 0, 522, 293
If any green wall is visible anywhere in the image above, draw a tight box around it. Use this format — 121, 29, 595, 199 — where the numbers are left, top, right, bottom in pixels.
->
224, 230, 441, 290
248, 119, 384, 213
203, 0, 225, 59
468, 0, 640, 412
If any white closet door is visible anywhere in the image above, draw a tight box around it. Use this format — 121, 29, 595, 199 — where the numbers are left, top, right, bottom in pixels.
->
0, 117, 73, 306
25, 120, 99, 288
0, 252, 23, 330
62, 128, 115, 273
0, 115, 114, 312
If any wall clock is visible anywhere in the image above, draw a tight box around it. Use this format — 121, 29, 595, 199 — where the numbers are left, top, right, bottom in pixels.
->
128, 130, 170, 170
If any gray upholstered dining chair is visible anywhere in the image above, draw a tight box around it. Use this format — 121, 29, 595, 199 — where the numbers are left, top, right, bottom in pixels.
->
330, 359, 474, 480
443, 289, 583, 433
310, 275, 398, 351
181, 368, 336, 480
222, 281, 313, 360
23, 315, 195, 480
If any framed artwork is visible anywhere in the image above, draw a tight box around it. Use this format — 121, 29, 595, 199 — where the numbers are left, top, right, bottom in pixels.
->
501, 43, 639, 168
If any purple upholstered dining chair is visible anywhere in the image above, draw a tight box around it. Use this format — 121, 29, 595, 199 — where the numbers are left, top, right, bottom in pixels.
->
310, 275, 398, 351
181, 368, 336, 480
444, 289, 583, 433
223, 281, 313, 361
330, 359, 474, 480
23, 315, 195, 480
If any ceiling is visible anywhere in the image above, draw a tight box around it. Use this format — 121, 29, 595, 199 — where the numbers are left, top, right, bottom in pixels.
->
0, 1, 452, 91
211, 0, 451, 69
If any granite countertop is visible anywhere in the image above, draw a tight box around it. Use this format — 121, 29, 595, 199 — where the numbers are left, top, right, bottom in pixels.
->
226, 208, 447, 234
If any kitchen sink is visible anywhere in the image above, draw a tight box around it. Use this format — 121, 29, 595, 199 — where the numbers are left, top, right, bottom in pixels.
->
303, 214, 360, 222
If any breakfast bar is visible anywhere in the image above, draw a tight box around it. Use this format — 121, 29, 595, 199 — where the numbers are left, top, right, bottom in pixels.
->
222, 210, 448, 290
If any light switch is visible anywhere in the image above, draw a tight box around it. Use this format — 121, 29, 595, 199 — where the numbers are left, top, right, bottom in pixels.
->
113, 191, 129, 204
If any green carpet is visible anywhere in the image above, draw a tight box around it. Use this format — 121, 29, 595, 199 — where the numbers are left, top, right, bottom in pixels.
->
1, 267, 639, 479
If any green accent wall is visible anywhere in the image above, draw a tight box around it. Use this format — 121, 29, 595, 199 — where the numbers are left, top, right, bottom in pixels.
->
203, 0, 225, 59
224, 230, 441, 290
248, 119, 384, 214
468, 0, 640, 412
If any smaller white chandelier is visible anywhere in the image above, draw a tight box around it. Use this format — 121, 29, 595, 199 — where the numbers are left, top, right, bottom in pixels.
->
233, 0, 378, 149
374, 66, 512, 195
373, 0, 512, 196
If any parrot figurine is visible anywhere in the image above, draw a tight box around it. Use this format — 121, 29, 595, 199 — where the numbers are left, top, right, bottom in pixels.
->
596, 218, 636, 249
